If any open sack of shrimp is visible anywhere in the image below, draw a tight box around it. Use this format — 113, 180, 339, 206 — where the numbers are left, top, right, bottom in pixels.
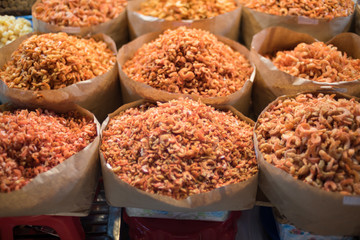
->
100, 98, 258, 212
32, 0, 128, 49
118, 27, 255, 116
239, 0, 356, 47
254, 92, 360, 236
0, 32, 121, 122
127, 0, 241, 41
0, 102, 100, 217
250, 27, 360, 116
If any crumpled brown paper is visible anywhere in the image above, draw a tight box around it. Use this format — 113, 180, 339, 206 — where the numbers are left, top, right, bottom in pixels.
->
117, 31, 255, 116
250, 27, 360, 117
31, 0, 128, 49
127, 0, 242, 41
0, 32, 122, 123
356, 4, 360, 35
0, 102, 100, 217
241, 1, 356, 48
254, 92, 360, 236
100, 99, 258, 212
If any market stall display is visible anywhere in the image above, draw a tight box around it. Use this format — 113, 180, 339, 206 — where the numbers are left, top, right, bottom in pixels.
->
0, 0, 359, 237
254, 92, 360, 235
127, 0, 241, 40
32, 0, 128, 49
239, 0, 356, 47
250, 27, 360, 116
118, 27, 255, 115
100, 98, 258, 212
0, 15, 32, 47
0, 32, 121, 122
0, 103, 100, 217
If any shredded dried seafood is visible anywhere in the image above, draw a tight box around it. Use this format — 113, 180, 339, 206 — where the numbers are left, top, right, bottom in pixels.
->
239, 0, 354, 20
101, 98, 257, 199
0, 109, 97, 193
138, 0, 237, 20
256, 93, 360, 195
123, 27, 253, 97
269, 42, 360, 83
33, 0, 127, 27
0, 32, 115, 90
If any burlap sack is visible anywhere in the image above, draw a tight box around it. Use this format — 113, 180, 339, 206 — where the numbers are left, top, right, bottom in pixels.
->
241, 0, 356, 48
100, 99, 258, 212
0, 102, 100, 217
127, 0, 241, 41
254, 92, 360, 236
0, 32, 122, 122
118, 31, 255, 116
32, 0, 128, 49
250, 27, 360, 117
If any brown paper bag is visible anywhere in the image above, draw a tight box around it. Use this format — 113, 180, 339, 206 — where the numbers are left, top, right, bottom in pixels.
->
241, 1, 356, 48
254, 92, 360, 236
100, 99, 258, 212
356, 4, 360, 35
0, 102, 100, 217
250, 27, 360, 117
127, 0, 242, 41
32, 0, 128, 49
117, 31, 255, 116
0, 32, 122, 123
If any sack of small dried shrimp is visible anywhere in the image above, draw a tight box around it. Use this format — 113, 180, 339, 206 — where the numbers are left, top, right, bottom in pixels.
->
32, 0, 128, 49
127, 0, 242, 41
0, 32, 121, 122
100, 98, 258, 211
118, 27, 255, 116
255, 92, 360, 236
250, 27, 360, 116
0, 102, 100, 217
239, 0, 356, 47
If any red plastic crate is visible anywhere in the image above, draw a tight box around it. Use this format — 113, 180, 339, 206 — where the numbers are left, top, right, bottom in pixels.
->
123, 210, 242, 240
0, 215, 85, 240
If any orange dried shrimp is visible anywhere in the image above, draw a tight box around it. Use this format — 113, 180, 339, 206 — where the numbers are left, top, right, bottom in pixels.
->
33, 0, 127, 27
269, 42, 360, 83
123, 27, 253, 97
239, 0, 354, 20
101, 98, 257, 199
138, 0, 237, 20
0, 109, 96, 193
256, 93, 360, 195
0, 32, 115, 90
